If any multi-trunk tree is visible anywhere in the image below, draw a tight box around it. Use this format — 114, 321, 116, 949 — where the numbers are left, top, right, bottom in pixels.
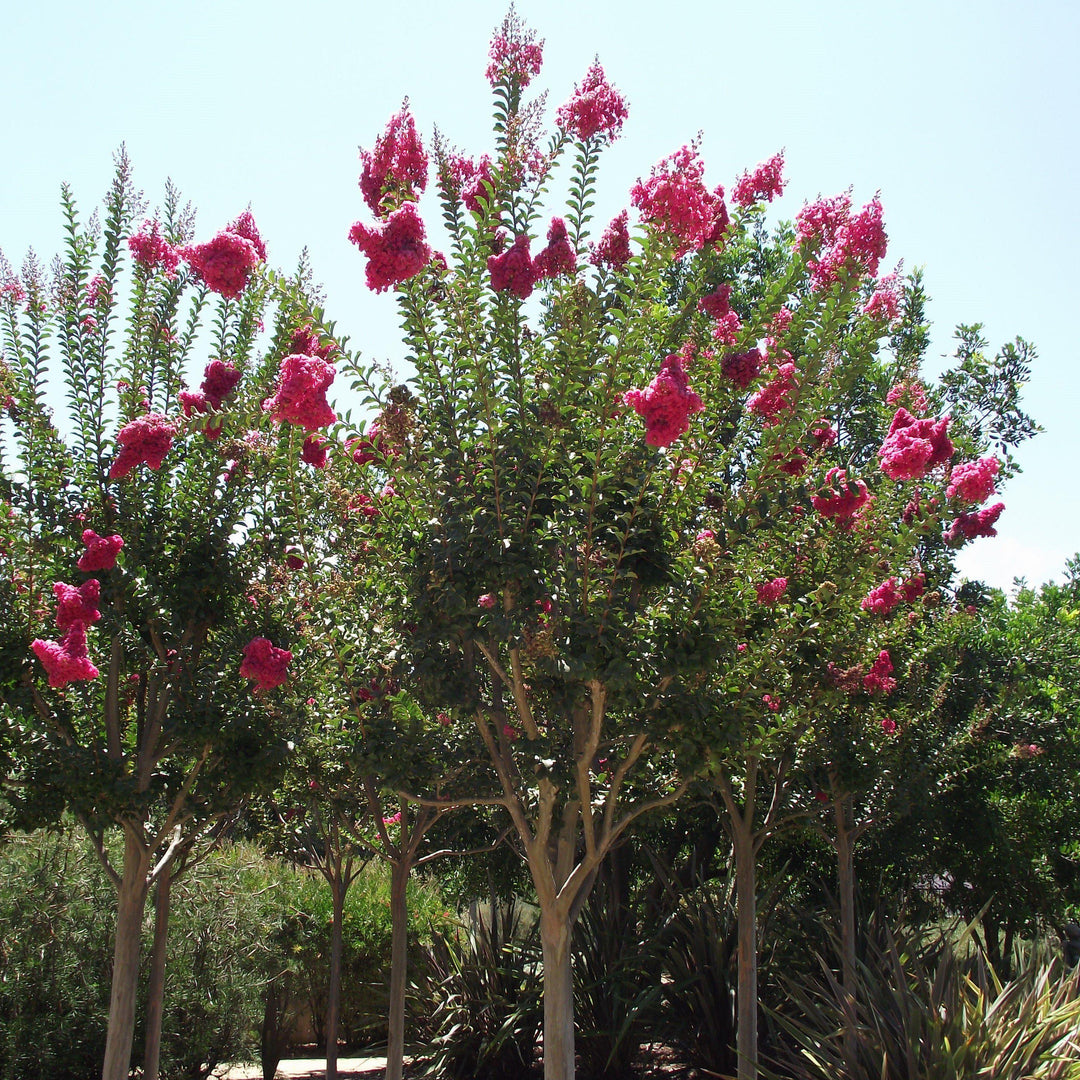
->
0, 156, 327, 1080
317, 12, 1033, 1079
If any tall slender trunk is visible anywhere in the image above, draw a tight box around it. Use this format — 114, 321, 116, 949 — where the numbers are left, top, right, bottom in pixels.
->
834, 795, 858, 1067
143, 860, 173, 1080
325, 875, 345, 1080
540, 908, 575, 1080
386, 857, 410, 1080
732, 824, 758, 1080
101, 832, 150, 1080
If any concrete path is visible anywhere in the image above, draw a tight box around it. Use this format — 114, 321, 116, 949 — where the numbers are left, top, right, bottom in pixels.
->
215, 1057, 388, 1079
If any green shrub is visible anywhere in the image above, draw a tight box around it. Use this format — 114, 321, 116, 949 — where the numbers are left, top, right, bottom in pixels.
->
766, 914, 1080, 1080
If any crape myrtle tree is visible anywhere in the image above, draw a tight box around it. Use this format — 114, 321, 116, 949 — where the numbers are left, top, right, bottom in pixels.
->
319, 11, 1031, 1079
260, 420, 505, 1080
0, 156, 332, 1080
683, 262, 1033, 1074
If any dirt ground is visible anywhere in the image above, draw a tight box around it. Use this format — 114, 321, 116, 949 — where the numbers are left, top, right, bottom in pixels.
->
214, 1058, 388, 1080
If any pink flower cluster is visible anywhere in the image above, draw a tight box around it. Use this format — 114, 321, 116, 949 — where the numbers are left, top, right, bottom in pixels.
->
747, 361, 798, 426
488, 219, 577, 298
861, 573, 925, 616
485, 13, 543, 87
359, 105, 429, 216
240, 636, 291, 691
947, 457, 999, 503
885, 380, 929, 414
267, 354, 337, 431
290, 323, 335, 360
755, 576, 788, 605
731, 151, 786, 208
54, 579, 101, 628
864, 273, 902, 321
445, 154, 494, 215
631, 144, 727, 257
590, 210, 631, 270
348, 201, 433, 293
534, 218, 577, 279
301, 435, 329, 469
811, 420, 837, 448
811, 468, 869, 522
556, 61, 628, 142
128, 220, 181, 275
179, 359, 242, 421
32, 622, 99, 689
624, 354, 705, 447
78, 529, 123, 572
863, 650, 897, 695
180, 212, 266, 299
110, 413, 178, 479
488, 234, 536, 298
699, 283, 732, 321
878, 407, 953, 481
721, 348, 762, 389
945, 502, 1005, 545
797, 193, 887, 288
478, 592, 497, 609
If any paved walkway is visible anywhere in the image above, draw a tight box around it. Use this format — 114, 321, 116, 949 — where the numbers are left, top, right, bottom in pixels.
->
216, 1058, 388, 1079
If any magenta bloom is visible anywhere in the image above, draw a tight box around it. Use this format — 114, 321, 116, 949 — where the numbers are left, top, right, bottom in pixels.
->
811, 468, 869, 522
699, 283, 732, 321
861, 577, 902, 616
181, 231, 261, 299
812, 421, 838, 449
227, 210, 267, 261
77, 529, 123, 572
478, 593, 497, 609
945, 502, 1005, 544
732, 151, 786, 208
631, 145, 725, 257
590, 210, 632, 270
54, 579, 101, 629
863, 650, 897, 695
881, 717, 897, 734
885, 380, 929, 414
290, 323, 335, 360
947, 457, 1000, 504
864, 273, 902, 321
624, 354, 705, 448
301, 434, 329, 468
795, 192, 852, 247
110, 414, 177, 479
533, 218, 577, 280
32, 622, 99, 689
721, 348, 762, 390
240, 637, 292, 691
878, 408, 953, 481
485, 12, 544, 88
359, 105, 429, 216
267, 354, 337, 431
487, 234, 537, 299
755, 577, 788, 605
349, 201, 432, 293
556, 61, 628, 142
747, 362, 798, 426
128, 220, 180, 275
901, 573, 926, 603
808, 196, 888, 290
180, 359, 242, 417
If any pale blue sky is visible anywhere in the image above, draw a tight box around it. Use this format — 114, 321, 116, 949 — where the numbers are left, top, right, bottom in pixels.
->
3, 0, 1076, 590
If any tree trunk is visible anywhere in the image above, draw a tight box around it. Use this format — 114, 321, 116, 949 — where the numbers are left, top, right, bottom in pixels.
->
101, 832, 150, 1080
732, 825, 758, 1080
540, 908, 575, 1080
325, 876, 345, 1080
834, 795, 858, 1067
386, 858, 411, 1080
143, 860, 173, 1080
